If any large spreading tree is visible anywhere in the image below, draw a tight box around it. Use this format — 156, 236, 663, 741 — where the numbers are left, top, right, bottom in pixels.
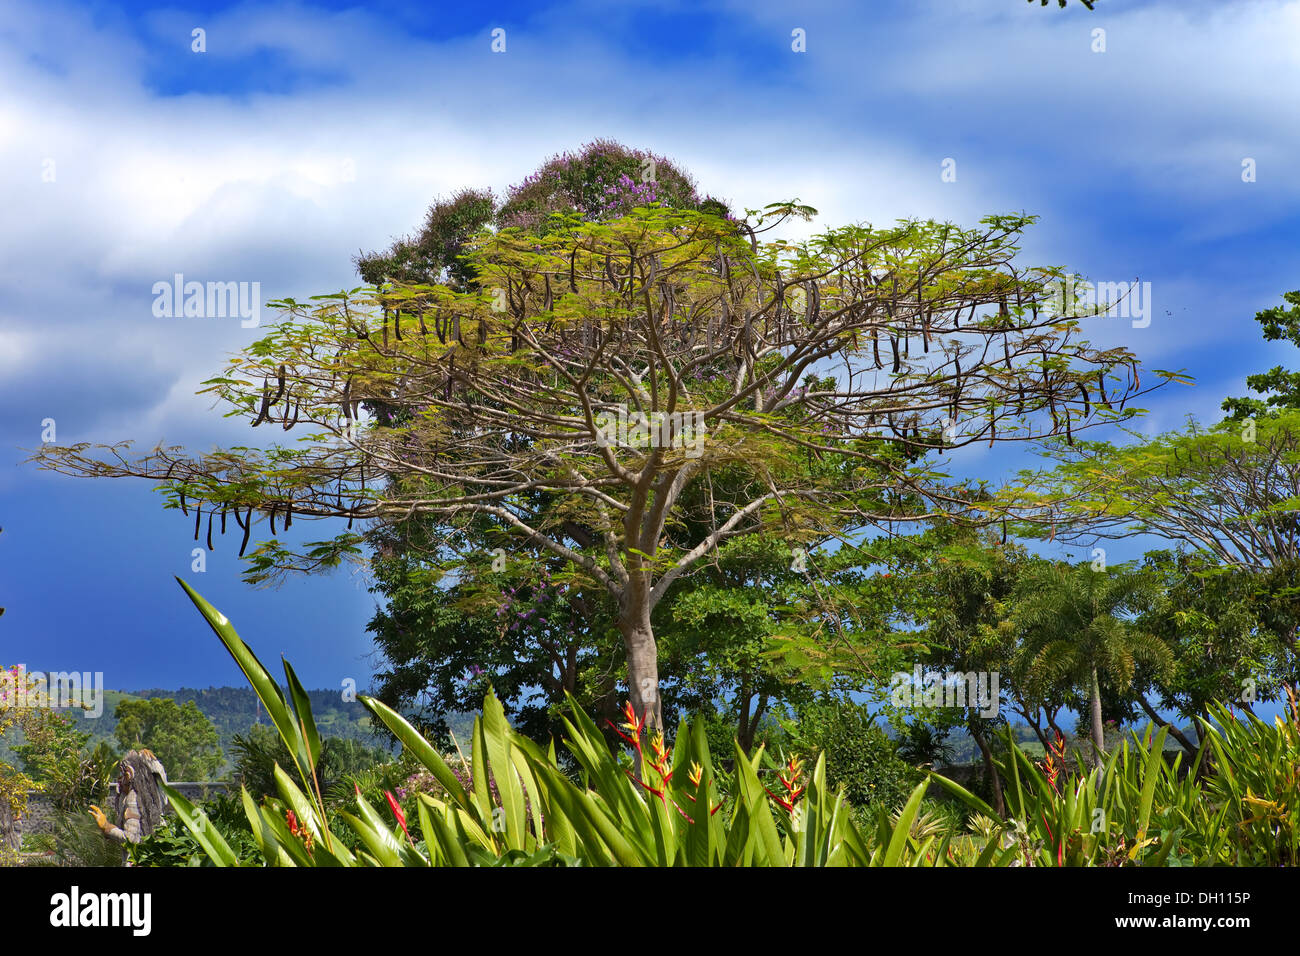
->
34, 150, 1163, 734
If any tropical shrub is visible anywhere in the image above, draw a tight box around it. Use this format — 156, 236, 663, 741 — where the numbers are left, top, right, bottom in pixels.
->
130, 792, 261, 867
784, 699, 921, 813
160, 579, 1299, 868
164, 579, 951, 867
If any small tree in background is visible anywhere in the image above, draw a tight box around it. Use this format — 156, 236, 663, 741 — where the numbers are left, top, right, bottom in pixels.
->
1011, 562, 1172, 767
113, 697, 223, 780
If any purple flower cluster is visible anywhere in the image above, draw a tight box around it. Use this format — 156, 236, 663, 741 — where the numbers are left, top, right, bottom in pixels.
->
592, 173, 662, 218
494, 568, 568, 635
499, 140, 704, 229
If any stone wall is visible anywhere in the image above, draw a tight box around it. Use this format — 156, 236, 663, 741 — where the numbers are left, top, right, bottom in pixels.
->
14, 782, 229, 838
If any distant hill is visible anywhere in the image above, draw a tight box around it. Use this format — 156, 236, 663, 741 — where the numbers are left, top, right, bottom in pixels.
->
128, 686, 390, 755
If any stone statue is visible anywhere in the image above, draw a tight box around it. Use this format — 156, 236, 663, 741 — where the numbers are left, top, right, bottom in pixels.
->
89, 749, 169, 846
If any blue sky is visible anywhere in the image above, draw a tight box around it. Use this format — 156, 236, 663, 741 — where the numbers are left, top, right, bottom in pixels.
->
1, 0, 1298, 698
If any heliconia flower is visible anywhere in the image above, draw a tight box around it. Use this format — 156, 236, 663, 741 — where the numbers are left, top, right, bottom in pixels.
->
384, 790, 412, 843
688, 761, 704, 789
285, 809, 314, 853
648, 731, 672, 777
1042, 731, 1067, 794
609, 700, 645, 747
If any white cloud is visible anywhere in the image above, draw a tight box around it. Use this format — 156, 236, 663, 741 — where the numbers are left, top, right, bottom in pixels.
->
0, 0, 1296, 469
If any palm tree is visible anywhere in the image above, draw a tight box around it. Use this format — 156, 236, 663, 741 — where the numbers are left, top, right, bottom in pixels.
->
1012, 562, 1173, 767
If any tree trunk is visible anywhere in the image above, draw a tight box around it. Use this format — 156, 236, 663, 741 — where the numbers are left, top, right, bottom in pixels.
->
0, 798, 22, 858
1137, 694, 1198, 757
1089, 666, 1105, 768
618, 598, 663, 735
971, 725, 1005, 818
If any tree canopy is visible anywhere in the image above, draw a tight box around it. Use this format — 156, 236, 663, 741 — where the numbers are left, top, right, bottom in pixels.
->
33, 144, 1168, 734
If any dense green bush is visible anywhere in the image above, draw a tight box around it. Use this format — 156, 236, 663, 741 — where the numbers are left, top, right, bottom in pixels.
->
784, 700, 921, 813
153, 581, 1300, 867
232, 723, 390, 800
130, 792, 261, 867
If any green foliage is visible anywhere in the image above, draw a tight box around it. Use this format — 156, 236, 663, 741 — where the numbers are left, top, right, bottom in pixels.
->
1011, 409, 1300, 570
113, 696, 224, 780
1011, 561, 1172, 762
1200, 698, 1300, 866
232, 723, 389, 801
782, 699, 921, 813
935, 695, 1300, 866
52, 810, 129, 867
160, 580, 1300, 867
12, 708, 115, 812
1138, 550, 1299, 728
366, 522, 624, 745
356, 140, 727, 287
130, 792, 261, 867
165, 579, 967, 867
1222, 289, 1300, 420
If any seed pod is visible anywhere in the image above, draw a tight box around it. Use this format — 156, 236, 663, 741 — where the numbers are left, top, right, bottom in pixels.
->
284, 504, 292, 530
273, 365, 286, 405
269, 505, 277, 537
206, 512, 214, 551
253, 378, 271, 426
220, 505, 227, 535
239, 508, 252, 556
890, 336, 900, 374
194, 506, 202, 541
180, 489, 188, 517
